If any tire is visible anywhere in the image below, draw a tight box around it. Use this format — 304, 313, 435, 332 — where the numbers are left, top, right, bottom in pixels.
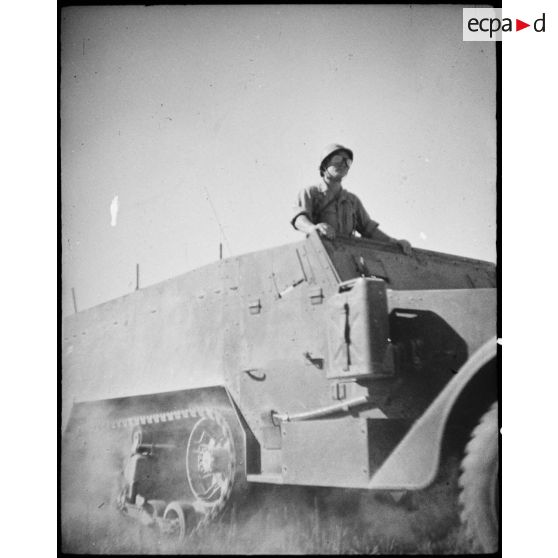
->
163, 501, 197, 542
458, 402, 499, 552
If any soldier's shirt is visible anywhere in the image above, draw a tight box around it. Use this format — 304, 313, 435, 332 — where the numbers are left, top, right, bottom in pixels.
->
291, 181, 379, 237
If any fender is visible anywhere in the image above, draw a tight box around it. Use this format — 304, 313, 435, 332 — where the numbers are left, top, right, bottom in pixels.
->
368, 336, 497, 490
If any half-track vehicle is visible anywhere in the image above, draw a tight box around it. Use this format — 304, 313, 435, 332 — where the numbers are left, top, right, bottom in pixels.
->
62, 231, 498, 551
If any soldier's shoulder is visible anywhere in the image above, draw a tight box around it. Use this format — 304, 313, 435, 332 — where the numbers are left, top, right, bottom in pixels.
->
299, 183, 323, 195
341, 188, 362, 203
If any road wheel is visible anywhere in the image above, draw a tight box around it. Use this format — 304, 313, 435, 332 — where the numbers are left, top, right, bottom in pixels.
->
458, 402, 499, 552
163, 501, 197, 542
185, 409, 244, 520
145, 499, 166, 519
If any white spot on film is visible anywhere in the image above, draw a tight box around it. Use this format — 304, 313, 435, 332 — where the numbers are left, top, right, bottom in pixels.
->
110, 195, 119, 227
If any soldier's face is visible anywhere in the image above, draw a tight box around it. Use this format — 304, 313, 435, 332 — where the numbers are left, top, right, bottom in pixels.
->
325, 152, 352, 179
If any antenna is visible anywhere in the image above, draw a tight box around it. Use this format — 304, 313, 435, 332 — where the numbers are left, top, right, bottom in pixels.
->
202, 185, 233, 258
71, 287, 78, 313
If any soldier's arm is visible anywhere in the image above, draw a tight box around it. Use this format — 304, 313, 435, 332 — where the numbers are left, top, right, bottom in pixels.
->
358, 200, 412, 255
367, 226, 412, 255
291, 187, 335, 239
294, 214, 336, 239
364, 223, 389, 241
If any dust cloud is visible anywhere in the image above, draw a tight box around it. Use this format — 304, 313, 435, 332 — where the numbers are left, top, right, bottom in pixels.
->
62, 421, 474, 556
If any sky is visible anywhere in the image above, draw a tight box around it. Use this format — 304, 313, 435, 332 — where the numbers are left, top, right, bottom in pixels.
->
61, 5, 496, 315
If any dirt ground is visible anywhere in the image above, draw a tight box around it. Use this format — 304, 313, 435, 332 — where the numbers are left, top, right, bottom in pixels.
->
61, 430, 476, 555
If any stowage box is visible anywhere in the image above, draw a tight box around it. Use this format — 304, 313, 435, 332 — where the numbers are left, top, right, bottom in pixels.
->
326, 277, 393, 380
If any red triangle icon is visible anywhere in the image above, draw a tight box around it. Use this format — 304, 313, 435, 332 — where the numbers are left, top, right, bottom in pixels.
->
516, 19, 530, 31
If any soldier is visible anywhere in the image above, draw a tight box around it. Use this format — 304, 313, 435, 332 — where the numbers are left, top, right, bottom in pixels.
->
291, 143, 412, 254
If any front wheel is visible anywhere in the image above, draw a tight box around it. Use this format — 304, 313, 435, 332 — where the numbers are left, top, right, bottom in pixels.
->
458, 402, 499, 552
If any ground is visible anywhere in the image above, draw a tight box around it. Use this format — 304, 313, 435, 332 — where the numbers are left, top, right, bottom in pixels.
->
61, 433, 476, 555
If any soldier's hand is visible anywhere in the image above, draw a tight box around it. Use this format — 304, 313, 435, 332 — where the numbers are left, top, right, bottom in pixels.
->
396, 239, 412, 255
314, 223, 336, 240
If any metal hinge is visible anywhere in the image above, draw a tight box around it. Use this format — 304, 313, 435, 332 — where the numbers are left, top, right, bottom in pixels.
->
303, 352, 324, 369
248, 299, 262, 314
309, 287, 324, 305
331, 382, 347, 401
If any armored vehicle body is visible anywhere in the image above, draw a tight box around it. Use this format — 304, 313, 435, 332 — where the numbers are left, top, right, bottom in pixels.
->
62, 231, 498, 550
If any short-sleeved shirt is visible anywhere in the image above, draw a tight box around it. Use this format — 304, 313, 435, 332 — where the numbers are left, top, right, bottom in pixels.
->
291, 181, 379, 238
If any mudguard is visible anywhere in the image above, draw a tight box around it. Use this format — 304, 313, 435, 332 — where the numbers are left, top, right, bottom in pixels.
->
368, 337, 498, 490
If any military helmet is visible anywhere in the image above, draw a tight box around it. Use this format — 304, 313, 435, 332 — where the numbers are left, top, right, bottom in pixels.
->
319, 143, 354, 176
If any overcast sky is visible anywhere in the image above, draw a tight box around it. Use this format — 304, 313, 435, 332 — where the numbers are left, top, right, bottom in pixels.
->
61, 5, 496, 315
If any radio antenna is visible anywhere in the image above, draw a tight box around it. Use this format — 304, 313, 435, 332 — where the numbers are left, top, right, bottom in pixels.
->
202, 185, 233, 258
71, 287, 78, 313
